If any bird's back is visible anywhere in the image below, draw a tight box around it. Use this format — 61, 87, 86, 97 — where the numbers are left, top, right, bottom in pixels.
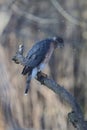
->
22, 38, 53, 75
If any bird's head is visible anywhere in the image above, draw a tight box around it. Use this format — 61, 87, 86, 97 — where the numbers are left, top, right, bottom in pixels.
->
53, 36, 64, 48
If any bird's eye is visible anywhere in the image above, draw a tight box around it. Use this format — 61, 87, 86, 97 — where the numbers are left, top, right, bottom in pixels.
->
58, 37, 63, 43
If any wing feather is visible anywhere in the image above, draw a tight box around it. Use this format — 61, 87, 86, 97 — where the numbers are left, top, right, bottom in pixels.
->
22, 39, 52, 75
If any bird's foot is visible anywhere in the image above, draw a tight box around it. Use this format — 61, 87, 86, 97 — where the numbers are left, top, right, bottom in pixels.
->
37, 71, 47, 84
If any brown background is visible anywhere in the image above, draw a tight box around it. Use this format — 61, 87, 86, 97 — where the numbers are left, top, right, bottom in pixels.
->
0, 0, 87, 130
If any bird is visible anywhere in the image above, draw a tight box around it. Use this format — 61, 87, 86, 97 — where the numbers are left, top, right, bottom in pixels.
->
22, 36, 64, 94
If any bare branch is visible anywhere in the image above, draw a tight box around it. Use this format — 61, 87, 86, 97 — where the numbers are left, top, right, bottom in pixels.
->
12, 44, 26, 65
37, 72, 87, 130
12, 44, 87, 130
11, 4, 58, 24
50, 0, 86, 27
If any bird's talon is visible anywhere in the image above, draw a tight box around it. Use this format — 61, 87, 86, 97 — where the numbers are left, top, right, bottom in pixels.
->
37, 71, 47, 78
37, 71, 46, 85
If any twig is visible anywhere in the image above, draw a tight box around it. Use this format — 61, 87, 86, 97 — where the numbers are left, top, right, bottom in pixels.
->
11, 4, 58, 24
12, 44, 87, 130
50, 0, 86, 27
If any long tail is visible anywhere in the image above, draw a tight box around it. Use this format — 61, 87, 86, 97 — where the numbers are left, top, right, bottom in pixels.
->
24, 73, 31, 95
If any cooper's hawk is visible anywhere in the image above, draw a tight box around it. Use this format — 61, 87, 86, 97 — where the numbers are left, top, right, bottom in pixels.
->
21, 36, 64, 94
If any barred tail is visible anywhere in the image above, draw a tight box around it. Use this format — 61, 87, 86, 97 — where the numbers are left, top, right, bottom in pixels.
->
24, 73, 31, 95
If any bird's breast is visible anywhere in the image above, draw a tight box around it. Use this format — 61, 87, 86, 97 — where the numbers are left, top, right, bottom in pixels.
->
43, 42, 55, 64
38, 42, 55, 71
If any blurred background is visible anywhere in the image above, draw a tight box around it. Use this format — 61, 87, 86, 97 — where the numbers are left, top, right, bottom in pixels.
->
0, 0, 87, 130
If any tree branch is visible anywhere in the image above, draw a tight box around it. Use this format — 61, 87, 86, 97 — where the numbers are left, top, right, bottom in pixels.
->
37, 72, 87, 130
12, 44, 87, 130
50, 0, 86, 27
11, 4, 58, 24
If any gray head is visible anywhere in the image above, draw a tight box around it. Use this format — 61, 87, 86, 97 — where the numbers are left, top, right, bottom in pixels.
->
53, 36, 64, 48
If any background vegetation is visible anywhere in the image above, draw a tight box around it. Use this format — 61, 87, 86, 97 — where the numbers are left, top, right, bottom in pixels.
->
0, 0, 87, 130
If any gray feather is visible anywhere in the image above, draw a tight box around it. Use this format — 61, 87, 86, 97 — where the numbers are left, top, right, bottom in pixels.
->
23, 39, 53, 74
25, 73, 31, 94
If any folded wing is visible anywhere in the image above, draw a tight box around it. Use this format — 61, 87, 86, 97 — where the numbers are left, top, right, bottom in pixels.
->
22, 39, 52, 75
